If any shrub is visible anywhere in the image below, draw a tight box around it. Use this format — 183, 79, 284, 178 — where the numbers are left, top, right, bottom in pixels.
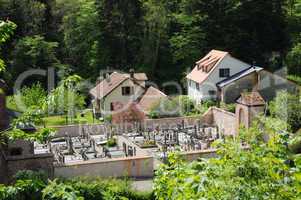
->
287, 75, 301, 86
220, 102, 236, 113
42, 179, 84, 200
149, 95, 199, 118
195, 100, 217, 114
107, 137, 117, 147
9, 83, 47, 112
0, 174, 155, 200
269, 91, 301, 132
14, 170, 48, 183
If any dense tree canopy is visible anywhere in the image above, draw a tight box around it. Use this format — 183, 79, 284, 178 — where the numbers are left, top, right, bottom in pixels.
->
0, 0, 300, 91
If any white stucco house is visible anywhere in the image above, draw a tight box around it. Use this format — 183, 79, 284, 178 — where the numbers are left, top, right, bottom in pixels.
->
89, 71, 167, 117
186, 50, 250, 103
89, 71, 147, 116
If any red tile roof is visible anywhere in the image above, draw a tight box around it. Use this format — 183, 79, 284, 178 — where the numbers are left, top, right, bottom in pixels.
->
138, 86, 167, 113
237, 92, 265, 106
89, 72, 147, 100
112, 102, 146, 124
186, 50, 228, 84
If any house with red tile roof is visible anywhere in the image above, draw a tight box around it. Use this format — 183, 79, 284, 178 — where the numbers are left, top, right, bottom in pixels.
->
89, 71, 167, 119
89, 71, 147, 117
186, 50, 250, 103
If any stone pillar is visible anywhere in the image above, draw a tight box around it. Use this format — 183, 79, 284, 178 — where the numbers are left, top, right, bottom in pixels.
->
235, 92, 265, 130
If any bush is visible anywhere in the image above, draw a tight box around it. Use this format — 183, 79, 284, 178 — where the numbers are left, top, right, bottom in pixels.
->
42, 179, 84, 200
149, 95, 199, 118
195, 100, 217, 114
0, 176, 154, 200
8, 83, 47, 112
269, 91, 301, 132
220, 102, 236, 113
287, 75, 301, 86
14, 170, 48, 183
107, 137, 117, 147
286, 43, 301, 75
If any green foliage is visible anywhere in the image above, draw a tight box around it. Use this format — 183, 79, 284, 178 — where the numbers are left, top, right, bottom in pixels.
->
5, 127, 55, 143
95, 0, 144, 71
104, 114, 112, 123
0, 0, 47, 36
60, 0, 100, 78
43, 110, 99, 126
154, 117, 301, 199
149, 95, 199, 118
42, 180, 84, 200
0, 171, 47, 200
107, 137, 117, 147
220, 102, 236, 113
11, 35, 60, 79
286, 43, 301, 75
0, 176, 154, 200
0, 0, 300, 90
288, 75, 301, 86
0, 20, 16, 44
195, 100, 217, 114
45, 75, 85, 121
13, 106, 44, 126
14, 170, 48, 183
0, 20, 16, 72
10, 82, 47, 111
270, 91, 301, 132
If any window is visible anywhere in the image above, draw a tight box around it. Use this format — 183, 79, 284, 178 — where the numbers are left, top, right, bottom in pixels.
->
122, 87, 133, 96
110, 103, 114, 111
208, 90, 216, 96
196, 83, 200, 90
219, 68, 230, 78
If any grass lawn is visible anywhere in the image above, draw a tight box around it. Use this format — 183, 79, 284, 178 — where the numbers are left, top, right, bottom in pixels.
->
42, 110, 102, 127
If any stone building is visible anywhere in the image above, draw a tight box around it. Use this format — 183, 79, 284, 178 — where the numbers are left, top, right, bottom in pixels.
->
235, 92, 266, 129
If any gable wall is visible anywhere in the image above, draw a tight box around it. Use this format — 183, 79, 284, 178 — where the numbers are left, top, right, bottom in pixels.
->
188, 55, 250, 102
258, 70, 299, 101
102, 79, 145, 114
221, 70, 299, 103
221, 72, 258, 103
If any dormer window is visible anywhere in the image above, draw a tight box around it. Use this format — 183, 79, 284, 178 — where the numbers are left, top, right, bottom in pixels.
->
219, 68, 230, 78
122, 87, 134, 96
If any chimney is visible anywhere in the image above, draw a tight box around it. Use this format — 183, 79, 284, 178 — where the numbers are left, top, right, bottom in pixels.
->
251, 61, 256, 69
129, 68, 135, 79
106, 73, 111, 82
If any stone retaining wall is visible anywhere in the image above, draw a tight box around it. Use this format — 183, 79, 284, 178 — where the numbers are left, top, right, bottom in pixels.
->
54, 156, 154, 179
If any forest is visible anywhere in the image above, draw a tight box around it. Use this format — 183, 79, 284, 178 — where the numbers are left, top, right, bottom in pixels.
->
0, 0, 301, 92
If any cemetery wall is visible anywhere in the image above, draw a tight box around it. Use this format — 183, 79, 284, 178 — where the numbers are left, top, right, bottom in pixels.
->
54, 156, 154, 179
4, 153, 54, 183
203, 107, 237, 136
181, 149, 218, 162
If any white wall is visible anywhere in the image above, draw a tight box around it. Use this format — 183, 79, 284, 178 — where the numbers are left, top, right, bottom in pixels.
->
188, 55, 250, 102
101, 79, 145, 113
